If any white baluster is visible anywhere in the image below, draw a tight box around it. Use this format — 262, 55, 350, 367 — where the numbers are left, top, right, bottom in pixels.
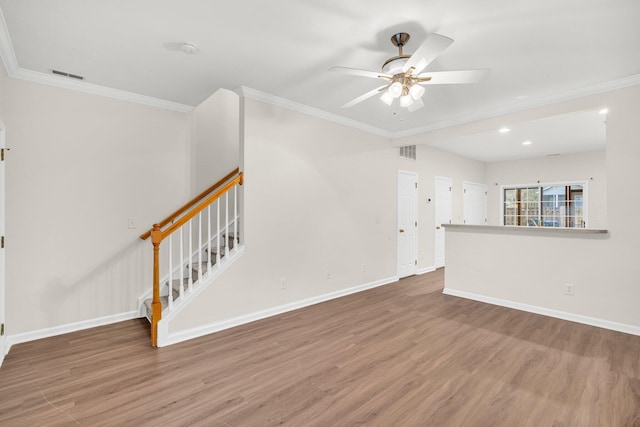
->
168, 234, 173, 309
233, 184, 238, 250
207, 205, 212, 269
188, 219, 193, 289
224, 192, 229, 255
179, 228, 185, 298
198, 212, 202, 282
216, 199, 221, 266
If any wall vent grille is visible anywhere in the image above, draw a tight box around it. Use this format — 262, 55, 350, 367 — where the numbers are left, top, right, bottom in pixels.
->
51, 69, 84, 80
399, 145, 416, 160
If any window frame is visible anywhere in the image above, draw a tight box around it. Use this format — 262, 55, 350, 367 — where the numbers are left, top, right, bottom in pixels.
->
500, 180, 589, 228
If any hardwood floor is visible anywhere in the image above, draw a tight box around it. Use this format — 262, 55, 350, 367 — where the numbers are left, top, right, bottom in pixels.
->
1, 269, 639, 426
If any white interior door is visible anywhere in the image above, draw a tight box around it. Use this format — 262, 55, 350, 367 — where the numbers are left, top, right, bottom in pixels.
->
0, 123, 6, 365
463, 182, 487, 225
397, 170, 417, 278
435, 176, 452, 268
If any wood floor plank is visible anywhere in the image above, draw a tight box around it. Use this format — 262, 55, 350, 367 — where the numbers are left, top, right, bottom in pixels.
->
1, 269, 639, 426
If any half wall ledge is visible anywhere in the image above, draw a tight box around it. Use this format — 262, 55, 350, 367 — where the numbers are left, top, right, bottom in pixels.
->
443, 224, 608, 236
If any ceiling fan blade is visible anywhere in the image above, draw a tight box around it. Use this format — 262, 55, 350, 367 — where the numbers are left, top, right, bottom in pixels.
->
417, 69, 490, 84
329, 66, 391, 80
341, 85, 388, 108
403, 33, 454, 75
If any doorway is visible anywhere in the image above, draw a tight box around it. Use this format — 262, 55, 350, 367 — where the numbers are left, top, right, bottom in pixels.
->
435, 176, 452, 268
463, 181, 487, 225
397, 170, 417, 278
0, 122, 6, 365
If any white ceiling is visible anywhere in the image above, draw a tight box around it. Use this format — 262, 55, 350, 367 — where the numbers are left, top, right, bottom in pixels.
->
428, 109, 607, 162
0, 0, 637, 159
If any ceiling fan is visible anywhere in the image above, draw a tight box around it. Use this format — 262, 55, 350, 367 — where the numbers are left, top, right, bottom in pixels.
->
330, 32, 489, 112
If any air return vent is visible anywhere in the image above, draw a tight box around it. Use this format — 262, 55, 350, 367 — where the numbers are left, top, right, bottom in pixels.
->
399, 145, 416, 160
51, 69, 84, 80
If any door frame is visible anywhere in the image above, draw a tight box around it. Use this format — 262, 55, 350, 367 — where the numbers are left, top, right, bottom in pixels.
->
397, 170, 418, 278
434, 176, 452, 268
0, 121, 6, 366
463, 181, 487, 225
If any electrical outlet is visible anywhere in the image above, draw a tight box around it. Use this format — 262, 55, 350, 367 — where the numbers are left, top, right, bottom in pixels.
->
280, 278, 287, 290
361, 264, 366, 272
326, 273, 331, 280
563, 283, 575, 296
127, 217, 136, 229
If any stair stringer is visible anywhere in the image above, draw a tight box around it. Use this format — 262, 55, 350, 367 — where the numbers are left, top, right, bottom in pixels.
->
156, 244, 245, 346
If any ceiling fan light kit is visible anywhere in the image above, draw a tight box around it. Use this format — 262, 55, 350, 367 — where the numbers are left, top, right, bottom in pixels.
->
330, 31, 489, 113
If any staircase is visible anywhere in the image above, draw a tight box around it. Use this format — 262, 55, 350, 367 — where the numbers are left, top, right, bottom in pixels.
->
142, 232, 238, 320
139, 168, 244, 347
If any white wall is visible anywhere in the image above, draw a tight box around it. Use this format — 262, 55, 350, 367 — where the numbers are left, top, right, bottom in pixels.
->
5, 77, 190, 335
190, 88, 239, 195
444, 84, 640, 331
486, 150, 607, 228
394, 141, 486, 270
169, 98, 398, 334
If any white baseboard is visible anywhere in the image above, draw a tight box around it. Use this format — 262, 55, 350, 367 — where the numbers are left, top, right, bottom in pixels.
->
443, 288, 640, 336
4, 311, 140, 356
416, 266, 436, 275
162, 275, 399, 347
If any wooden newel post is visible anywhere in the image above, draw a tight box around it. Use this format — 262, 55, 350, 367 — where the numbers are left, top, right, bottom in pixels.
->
150, 224, 162, 347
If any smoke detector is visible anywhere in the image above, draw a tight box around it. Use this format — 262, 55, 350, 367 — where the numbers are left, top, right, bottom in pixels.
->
180, 43, 199, 55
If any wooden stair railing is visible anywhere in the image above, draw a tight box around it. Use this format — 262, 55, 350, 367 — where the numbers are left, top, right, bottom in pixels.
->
141, 168, 243, 347
140, 167, 240, 241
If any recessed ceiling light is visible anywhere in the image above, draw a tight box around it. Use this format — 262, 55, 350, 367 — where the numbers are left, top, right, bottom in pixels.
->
499, 127, 510, 133
180, 43, 199, 55
599, 108, 609, 115
522, 140, 532, 146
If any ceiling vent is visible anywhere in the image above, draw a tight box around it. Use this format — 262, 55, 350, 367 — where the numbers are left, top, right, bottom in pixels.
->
399, 145, 416, 160
51, 69, 84, 80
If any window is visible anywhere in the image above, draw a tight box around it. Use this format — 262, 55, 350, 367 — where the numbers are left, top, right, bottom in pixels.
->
503, 182, 586, 228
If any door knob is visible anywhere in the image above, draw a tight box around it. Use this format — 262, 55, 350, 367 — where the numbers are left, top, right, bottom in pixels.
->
436, 226, 441, 230
399, 229, 405, 233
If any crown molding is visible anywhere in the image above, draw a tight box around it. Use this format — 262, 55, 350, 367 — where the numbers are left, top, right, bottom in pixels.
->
234, 86, 394, 139
0, 8, 193, 114
392, 73, 640, 139
12, 68, 194, 113
3, 3, 639, 134
0, 7, 17, 74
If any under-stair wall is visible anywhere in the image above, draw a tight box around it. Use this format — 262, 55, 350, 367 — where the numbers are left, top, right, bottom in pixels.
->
164, 96, 400, 345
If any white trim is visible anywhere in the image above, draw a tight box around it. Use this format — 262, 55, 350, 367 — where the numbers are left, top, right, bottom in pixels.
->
4, 310, 140, 357
416, 266, 436, 275
0, 122, 5, 367
12, 68, 194, 113
234, 86, 393, 139
0, 8, 17, 74
161, 275, 399, 347
443, 288, 640, 336
393, 74, 640, 138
